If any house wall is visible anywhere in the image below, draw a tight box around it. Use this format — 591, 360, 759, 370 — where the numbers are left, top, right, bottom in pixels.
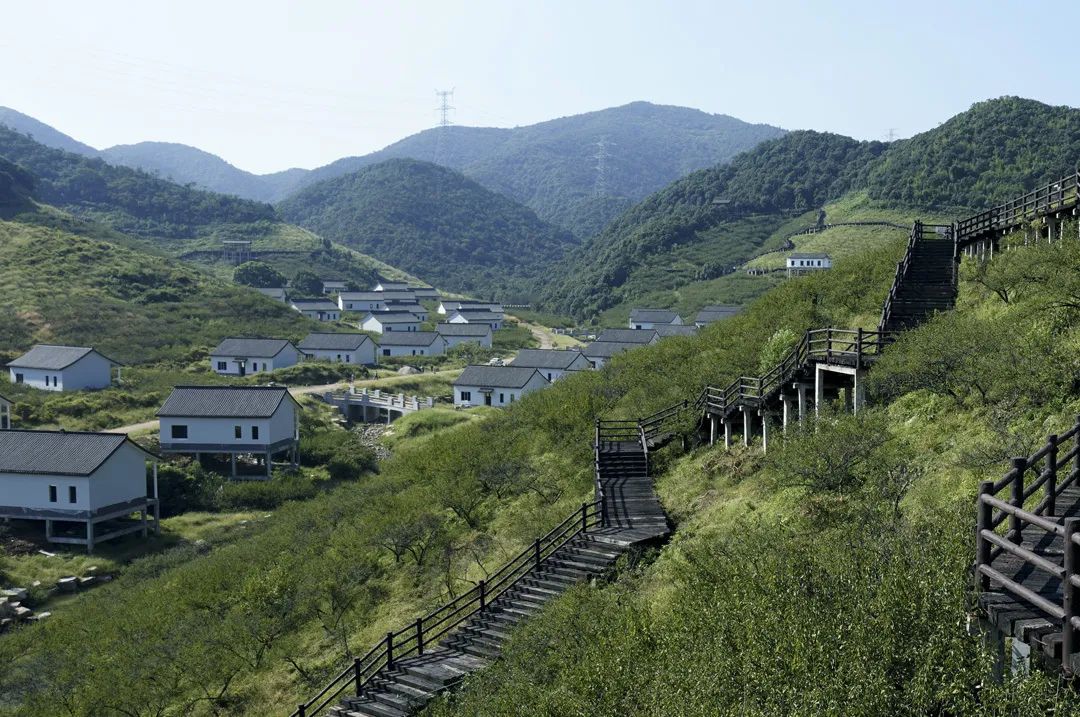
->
88, 444, 149, 509
454, 374, 548, 407
362, 317, 420, 334
9, 353, 112, 392
340, 298, 386, 312
300, 309, 340, 321
159, 402, 295, 451
441, 333, 493, 349
0, 473, 91, 513
304, 344, 376, 366
378, 341, 445, 358
210, 345, 300, 376
447, 315, 502, 329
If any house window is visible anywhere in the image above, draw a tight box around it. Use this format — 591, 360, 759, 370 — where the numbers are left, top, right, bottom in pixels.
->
171, 424, 188, 439
499, 393, 505, 403
345, 355, 351, 363
49, 485, 57, 503
383, 349, 391, 357
509, 394, 515, 402
386, 326, 393, 331
336, 354, 342, 361
68, 486, 77, 504
411, 350, 416, 356
217, 361, 227, 371
419, 350, 425, 355
251, 426, 260, 440
234, 425, 242, 439
547, 373, 552, 381
14, 373, 23, 383
461, 391, 471, 401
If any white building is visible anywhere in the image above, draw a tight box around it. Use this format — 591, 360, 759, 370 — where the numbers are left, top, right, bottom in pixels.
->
447, 310, 503, 330
582, 341, 640, 369
786, 253, 832, 277
453, 366, 549, 407
338, 292, 388, 313
374, 280, 410, 292
438, 301, 504, 315
694, 305, 743, 327
0, 430, 159, 553
322, 280, 348, 294
209, 338, 301, 376
7, 345, 116, 392
628, 309, 683, 330
435, 323, 493, 349
297, 333, 376, 365
157, 385, 300, 479
392, 304, 429, 322
377, 332, 447, 358
0, 393, 9, 430
508, 349, 592, 382
361, 311, 421, 334
290, 300, 341, 322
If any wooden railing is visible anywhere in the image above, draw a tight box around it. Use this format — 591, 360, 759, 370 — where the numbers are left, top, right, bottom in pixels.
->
975, 416, 1080, 673
290, 498, 603, 717
878, 221, 955, 333
956, 170, 1080, 245
701, 327, 896, 416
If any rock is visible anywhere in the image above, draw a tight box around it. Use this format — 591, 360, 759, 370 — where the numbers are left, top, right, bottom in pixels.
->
14, 606, 31, 620
78, 576, 96, 588
0, 618, 12, 633
28, 612, 50, 622
97, 575, 114, 583
85, 566, 98, 575
397, 366, 421, 375
0, 597, 10, 618
2, 587, 27, 601
194, 539, 211, 555
56, 577, 78, 593
37, 549, 56, 558
31, 581, 41, 589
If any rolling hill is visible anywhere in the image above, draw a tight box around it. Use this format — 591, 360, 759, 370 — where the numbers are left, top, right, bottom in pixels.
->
278, 158, 576, 299
0, 106, 98, 157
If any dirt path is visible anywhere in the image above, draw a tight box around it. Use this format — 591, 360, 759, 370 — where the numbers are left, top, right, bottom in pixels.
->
104, 370, 462, 436
513, 318, 582, 350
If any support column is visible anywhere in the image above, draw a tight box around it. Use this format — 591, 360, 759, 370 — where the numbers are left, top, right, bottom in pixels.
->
266, 452, 273, 479
797, 385, 808, 421
709, 416, 717, 446
141, 508, 148, 537
742, 407, 752, 447
815, 365, 825, 418
853, 372, 866, 415
230, 452, 237, 478
843, 385, 854, 413
45, 519, 53, 540
723, 419, 731, 449
781, 394, 792, 431
86, 520, 94, 555
760, 411, 770, 454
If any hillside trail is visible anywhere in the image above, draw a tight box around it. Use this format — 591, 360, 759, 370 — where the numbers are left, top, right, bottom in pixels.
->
513, 318, 582, 350
103, 369, 462, 436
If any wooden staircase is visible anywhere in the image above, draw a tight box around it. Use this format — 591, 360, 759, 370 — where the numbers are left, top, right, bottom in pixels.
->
879, 221, 957, 333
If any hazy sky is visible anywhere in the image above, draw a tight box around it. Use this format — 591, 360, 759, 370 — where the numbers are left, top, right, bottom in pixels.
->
3, 0, 1077, 174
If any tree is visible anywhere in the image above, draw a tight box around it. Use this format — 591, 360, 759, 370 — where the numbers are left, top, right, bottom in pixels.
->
233, 261, 286, 288
291, 269, 323, 297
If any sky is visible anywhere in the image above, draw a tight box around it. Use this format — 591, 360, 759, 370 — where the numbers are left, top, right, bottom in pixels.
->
2, 0, 1078, 174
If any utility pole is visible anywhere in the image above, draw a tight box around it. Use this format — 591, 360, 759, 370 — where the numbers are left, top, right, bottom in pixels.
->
434, 89, 455, 165
594, 136, 614, 197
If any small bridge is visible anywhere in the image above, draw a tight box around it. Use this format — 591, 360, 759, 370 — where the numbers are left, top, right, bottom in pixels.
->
322, 388, 436, 424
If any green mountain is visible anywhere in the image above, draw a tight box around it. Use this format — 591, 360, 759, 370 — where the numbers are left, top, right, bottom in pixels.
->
0, 156, 34, 208
0, 106, 98, 157
278, 158, 577, 298
545, 96, 1080, 319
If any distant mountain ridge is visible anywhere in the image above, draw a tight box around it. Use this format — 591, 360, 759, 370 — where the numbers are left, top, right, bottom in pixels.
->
0, 102, 785, 236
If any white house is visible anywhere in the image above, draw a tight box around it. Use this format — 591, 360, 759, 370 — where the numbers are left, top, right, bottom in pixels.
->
7, 345, 116, 392
361, 311, 421, 334
628, 309, 683, 330
786, 253, 832, 277
694, 304, 743, 327
377, 332, 447, 358
209, 338, 301, 377
508, 349, 592, 382
322, 280, 348, 294
374, 280, 410, 292
453, 366, 549, 407
338, 292, 388, 313
595, 329, 659, 345
157, 385, 300, 479
582, 341, 640, 369
290, 300, 341, 322
438, 301, 503, 315
435, 323, 493, 349
0, 393, 11, 430
256, 287, 288, 302
297, 333, 376, 366
447, 310, 503, 330
0, 430, 159, 553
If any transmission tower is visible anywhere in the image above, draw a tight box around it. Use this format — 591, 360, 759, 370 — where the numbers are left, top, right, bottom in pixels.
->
594, 136, 614, 197
434, 89, 455, 164
886, 128, 899, 142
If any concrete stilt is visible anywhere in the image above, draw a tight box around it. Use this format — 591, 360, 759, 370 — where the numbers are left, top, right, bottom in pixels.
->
797, 385, 808, 421
723, 419, 731, 449
815, 365, 825, 418
141, 508, 148, 537
266, 452, 273, 479
86, 520, 94, 555
760, 412, 770, 454
781, 394, 792, 431
230, 452, 237, 478
45, 519, 53, 540
853, 375, 866, 415
709, 416, 717, 446
742, 408, 752, 447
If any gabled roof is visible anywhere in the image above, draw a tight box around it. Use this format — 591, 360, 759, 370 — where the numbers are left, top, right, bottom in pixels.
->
297, 333, 372, 351
508, 349, 587, 370
376, 332, 443, 347
789, 252, 831, 260
0, 430, 155, 477
454, 366, 548, 389
629, 309, 682, 324
291, 300, 340, 311
654, 325, 699, 337
436, 323, 493, 336
374, 281, 410, 291
211, 338, 294, 358
595, 329, 658, 344
157, 386, 296, 418
7, 345, 117, 370
695, 305, 743, 324
0, 392, 9, 405
256, 287, 288, 300
582, 341, 640, 359
338, 291, 387, 301
363, 311, 421, 324
411, 287, 440, 298
322, 280, 348, 288
451, 310, 504, 322
377, 291, 419, 302
390, 303, 427, 314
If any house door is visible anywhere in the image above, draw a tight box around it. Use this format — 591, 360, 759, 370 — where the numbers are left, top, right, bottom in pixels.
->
238, 362, 246, 377
484, 394, 492, 406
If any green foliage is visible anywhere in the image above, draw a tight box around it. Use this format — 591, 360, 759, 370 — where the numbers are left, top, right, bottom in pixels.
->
755, 327, 797, 374
0, 156, 33, 208
233, 260, 286, 288
290, 269, 324, 297
278, 159, 577, 300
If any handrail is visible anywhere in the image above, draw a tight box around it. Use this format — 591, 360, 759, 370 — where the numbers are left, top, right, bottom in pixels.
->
956, 170, 1080, 245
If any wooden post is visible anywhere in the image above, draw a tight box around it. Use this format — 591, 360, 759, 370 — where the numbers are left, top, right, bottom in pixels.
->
855, 327, 863, 371
581, 502, 588, 532
354, 657, 363, 695
385, 632, 394, 671
535, 537, 541, 567
1010, 457, 1027, 543
416, 618, 424, 656
1047, 434, 1059, 516
976, 481, 993, 592
298, 704, 306, 717
1065, 518, 1080, 675
479, 580, 486, 611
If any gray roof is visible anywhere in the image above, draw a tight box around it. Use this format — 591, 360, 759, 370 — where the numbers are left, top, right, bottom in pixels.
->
654, 325, 699, 337
364, 311, 421, 324
629, 309, 682, 324
379, 291, 420, 302
7, 345, 116, 370
451, 310, 504, 322
157, 386, 295, 418
291, 300, 340, 311
582, 341, 640, 359
374, 281, 409, 291
509, 349, 586, 370
789, 252, 831, 260
256, 287, 287, 300
297, 333, 372, 351
377, 332, 443, 347
411, 287, 440, 298
695, 305, 743, 324
391, 303, 427, 314
338, 291, 387, 301
0, 430, 153, 476
454, 366, 547, 389
211, 338, 294, 358
0, 393, 9, 404
436, 323, 492, 336
595, 329, 658, 344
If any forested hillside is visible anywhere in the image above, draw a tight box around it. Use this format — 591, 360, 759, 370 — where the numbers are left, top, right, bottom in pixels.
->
278, 158, 577, 298
0, 156, 34, 208
0, 106, 98, 157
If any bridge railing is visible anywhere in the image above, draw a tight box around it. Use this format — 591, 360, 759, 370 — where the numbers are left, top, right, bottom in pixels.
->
975, 416, 1080, 674
956, 170, 1080, 244
290, 496, 603, 717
